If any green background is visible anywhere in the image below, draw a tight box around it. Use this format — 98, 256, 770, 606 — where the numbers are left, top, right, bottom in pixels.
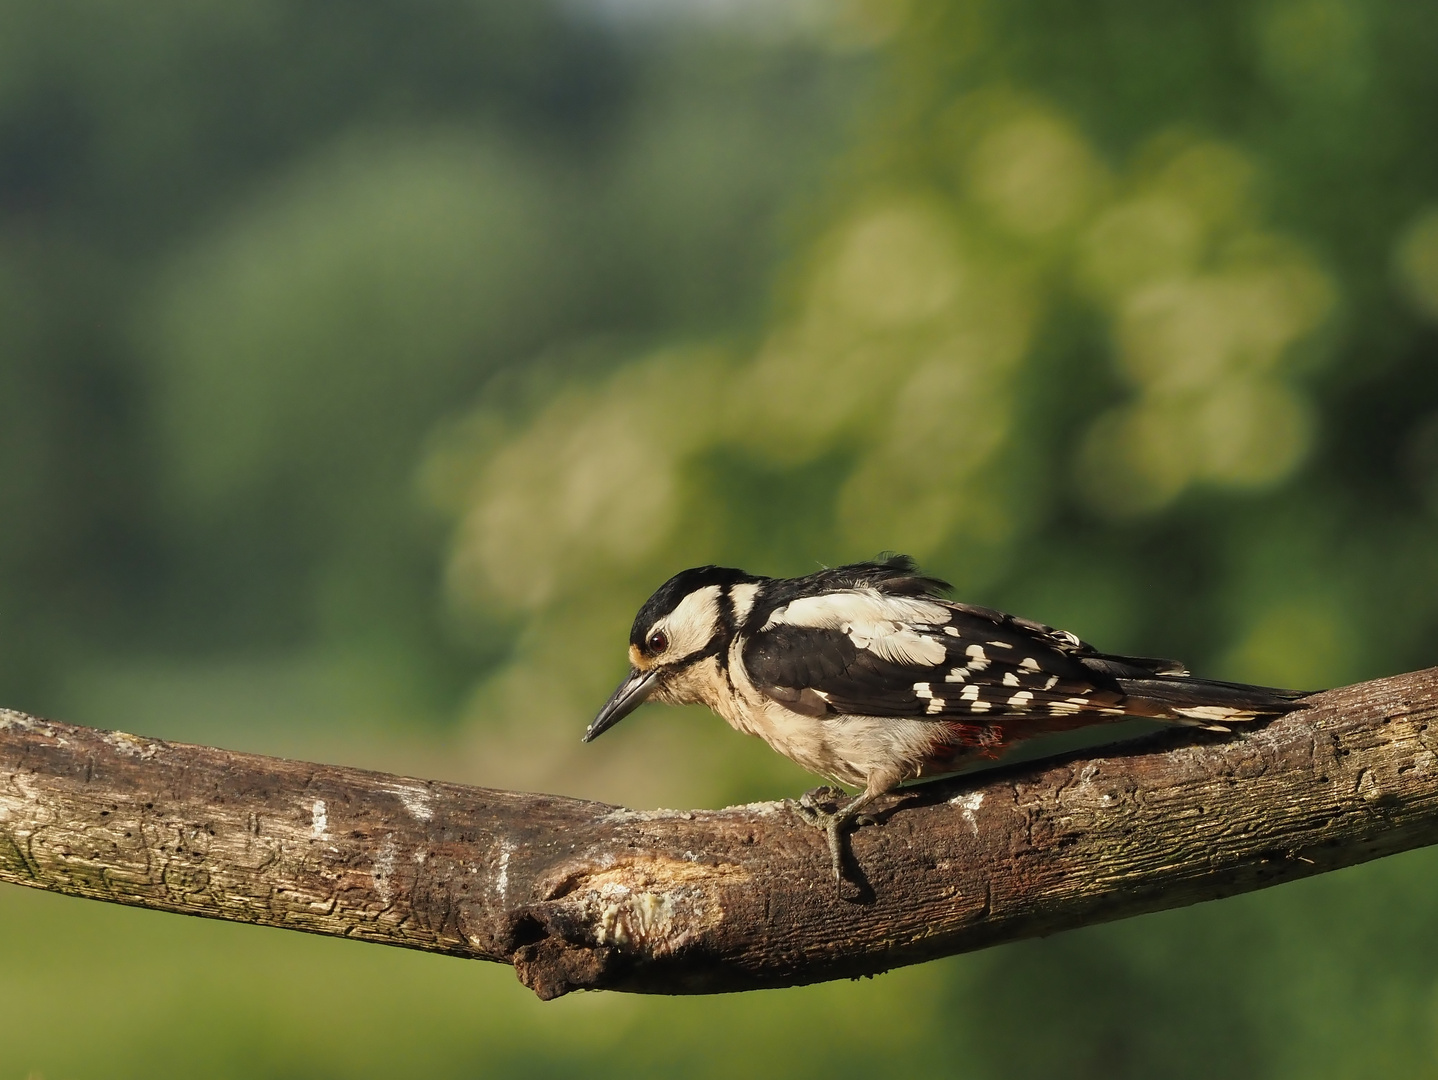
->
3, 0, 1438, 1075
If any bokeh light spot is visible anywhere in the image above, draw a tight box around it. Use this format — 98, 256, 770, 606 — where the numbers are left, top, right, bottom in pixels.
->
1394, 207, 1438, 322
967, 113, 1103, 237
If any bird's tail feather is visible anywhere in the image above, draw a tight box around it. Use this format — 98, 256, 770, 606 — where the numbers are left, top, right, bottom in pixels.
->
1116, 676, 1309, 731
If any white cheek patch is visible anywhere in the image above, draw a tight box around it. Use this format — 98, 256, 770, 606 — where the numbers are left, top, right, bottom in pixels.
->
766, 589, 949, 666
654, 585, 722, 661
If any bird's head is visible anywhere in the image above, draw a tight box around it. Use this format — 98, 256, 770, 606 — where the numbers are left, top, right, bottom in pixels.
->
584, 565, 760, 742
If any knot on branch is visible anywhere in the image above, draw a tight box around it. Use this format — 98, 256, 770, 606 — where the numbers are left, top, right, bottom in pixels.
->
506, 852, 748, 998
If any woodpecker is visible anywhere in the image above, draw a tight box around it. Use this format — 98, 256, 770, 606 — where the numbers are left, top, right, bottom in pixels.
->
585, 555, 1305, 882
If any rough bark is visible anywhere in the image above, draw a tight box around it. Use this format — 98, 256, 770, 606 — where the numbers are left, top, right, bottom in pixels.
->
0, 669, 1435, 999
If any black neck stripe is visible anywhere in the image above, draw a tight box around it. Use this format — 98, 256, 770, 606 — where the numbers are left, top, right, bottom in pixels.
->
716, 584, 737, 695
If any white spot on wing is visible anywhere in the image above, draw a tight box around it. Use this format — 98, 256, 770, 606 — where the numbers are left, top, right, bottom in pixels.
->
1002, 672, 1019, 687
1020, 657, 1041, 672
1173, 705, 1244, 722
987, 640, 1014, 650
855, 625, 945, 666
914, 682, 933, 698
765, 591, 949, 665
764, 590, 950, 631
969, 699, 991, 713
945, 668, 967, 682
926, 697, 945, 715
1008, 690, 1034, 707
960, 684, 980, 701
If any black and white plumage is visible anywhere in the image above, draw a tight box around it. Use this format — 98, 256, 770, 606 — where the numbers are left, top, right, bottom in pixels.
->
586, 556, 1306, 879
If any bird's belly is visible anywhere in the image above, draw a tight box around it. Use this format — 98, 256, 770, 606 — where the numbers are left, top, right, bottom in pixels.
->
717, 693, 940, 790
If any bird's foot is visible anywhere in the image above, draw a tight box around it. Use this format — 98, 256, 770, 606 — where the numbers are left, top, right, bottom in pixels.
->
795, 786, 847, 825
792, 787, 872, 884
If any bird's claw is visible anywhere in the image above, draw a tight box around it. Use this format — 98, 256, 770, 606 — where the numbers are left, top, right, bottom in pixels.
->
796, 785, 846, 825
791, 787, 869, 884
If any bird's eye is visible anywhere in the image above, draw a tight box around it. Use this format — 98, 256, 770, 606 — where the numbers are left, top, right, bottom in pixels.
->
647, 629, 669, 653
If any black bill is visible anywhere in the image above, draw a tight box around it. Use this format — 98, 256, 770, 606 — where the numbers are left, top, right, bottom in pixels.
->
583, 667, 659, 742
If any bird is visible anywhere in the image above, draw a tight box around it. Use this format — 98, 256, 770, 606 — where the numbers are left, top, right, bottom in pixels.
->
584, 555, 1307, 883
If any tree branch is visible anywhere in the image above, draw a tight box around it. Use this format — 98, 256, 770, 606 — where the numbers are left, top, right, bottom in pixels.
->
1, 669, 1435, 998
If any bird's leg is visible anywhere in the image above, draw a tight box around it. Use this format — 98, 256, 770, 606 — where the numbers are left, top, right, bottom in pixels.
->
794, 786, 884, 883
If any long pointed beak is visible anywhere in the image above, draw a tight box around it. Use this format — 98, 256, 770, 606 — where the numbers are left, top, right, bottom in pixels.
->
584, 667, 659, 742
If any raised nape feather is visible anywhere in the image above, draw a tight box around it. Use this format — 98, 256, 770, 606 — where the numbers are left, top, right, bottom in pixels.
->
794, 554, 952, 599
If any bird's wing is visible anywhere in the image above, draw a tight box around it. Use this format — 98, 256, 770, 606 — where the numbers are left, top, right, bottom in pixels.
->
739, 588, 1308, 728
742, 592, 1137, 721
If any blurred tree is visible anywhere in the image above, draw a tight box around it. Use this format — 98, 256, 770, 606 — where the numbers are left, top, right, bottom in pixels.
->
0, 0, 856, 714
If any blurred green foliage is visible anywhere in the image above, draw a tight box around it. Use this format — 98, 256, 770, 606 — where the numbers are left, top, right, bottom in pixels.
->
4, 0, 1438, 1077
